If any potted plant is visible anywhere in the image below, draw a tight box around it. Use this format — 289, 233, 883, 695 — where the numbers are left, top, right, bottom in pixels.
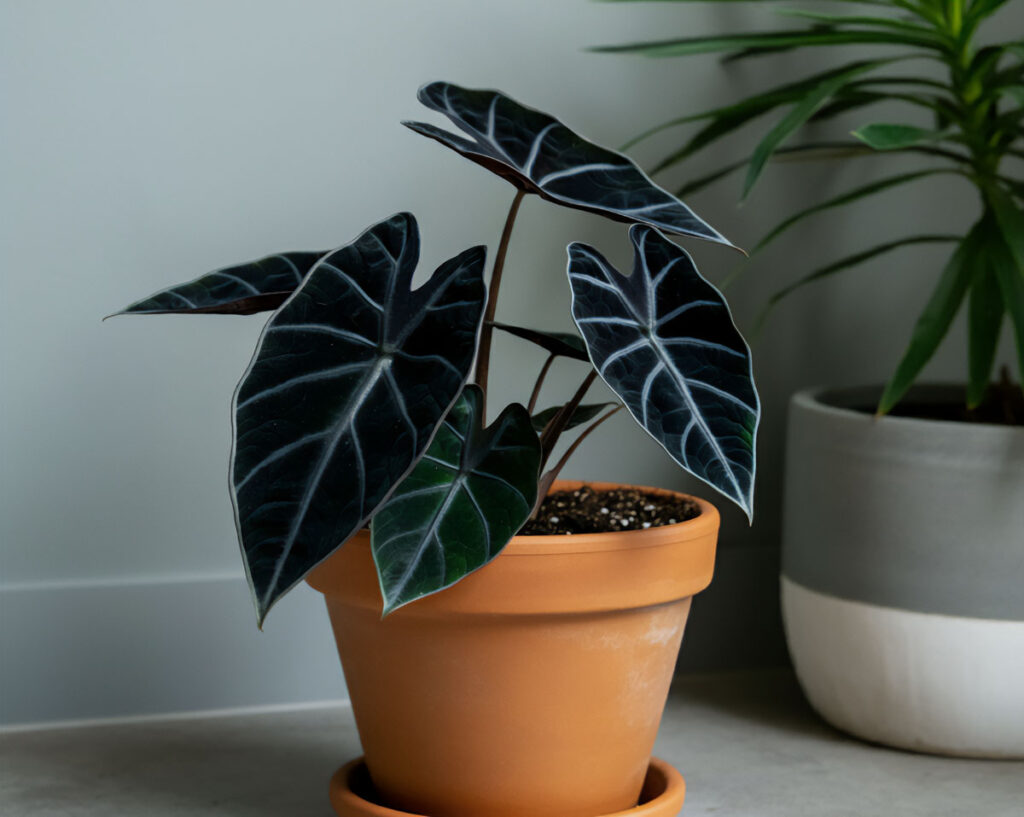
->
114, 82, 759, 816
601, 0, 1024, 757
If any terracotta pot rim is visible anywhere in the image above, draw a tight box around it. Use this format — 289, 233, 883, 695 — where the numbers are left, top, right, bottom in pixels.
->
307, 480, 719, 615
502, 480, 718, 555
329, 756, 686, 817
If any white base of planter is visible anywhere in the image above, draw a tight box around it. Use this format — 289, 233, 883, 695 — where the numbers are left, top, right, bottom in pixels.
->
782, 576, 1024, 758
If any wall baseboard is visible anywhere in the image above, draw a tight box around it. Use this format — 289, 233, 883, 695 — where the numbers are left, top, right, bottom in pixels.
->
0, 574, 347, 728
1, 547, 786, 728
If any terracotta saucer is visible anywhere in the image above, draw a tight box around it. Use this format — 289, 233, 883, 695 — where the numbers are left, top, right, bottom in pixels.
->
328, 756, 686, 817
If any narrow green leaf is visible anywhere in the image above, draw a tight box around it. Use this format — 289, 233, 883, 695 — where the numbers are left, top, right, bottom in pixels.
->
997, 85, 1024, 107
967, 261, 1005, 408
743, 61, 886, 198
984, 187, 1024, 385
755, 169, 951, 251
758, 234, 960, 324
878, 226, 982, 414
591, 29, 943, 58
852, 122, 953, 150
967, 1, 1016, 23
772, 8, 943, 39
987, 185, 1024, 272
673, 142, 871, 197
649, 61, 894, 172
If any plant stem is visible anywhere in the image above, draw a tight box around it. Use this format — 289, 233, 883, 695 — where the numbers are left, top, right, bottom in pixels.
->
545, 406, 623, 484
539, 368, 598, 466
528, 353, 556, 414
476, 190, 526, 418
531, 404, 623, 518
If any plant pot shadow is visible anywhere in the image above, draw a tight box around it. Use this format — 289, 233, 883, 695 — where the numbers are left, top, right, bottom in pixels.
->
664, 669, 842, 744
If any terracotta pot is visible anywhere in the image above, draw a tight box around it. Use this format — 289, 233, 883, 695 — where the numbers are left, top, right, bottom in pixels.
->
307, 481, 718, 817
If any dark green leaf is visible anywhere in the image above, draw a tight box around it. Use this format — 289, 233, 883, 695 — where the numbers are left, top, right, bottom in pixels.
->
984, 187, 1024, 385
759, 235, 960, 323
370, 386, 540, 614
115, 252, 324, 316
674, 142, 872, 198
755, 169, 952, 251
490, 322, 589, 360
772, 8, 943, 39
649, 61, 896, 172
997, 85, 1024, 107
987, 185, 1024, 271
852, 123, 952, 150
531, 402, 614, 434
744, 60, 889, 198
967, 261, 1005, 409
878, 226, 983, 414
405, 82, 735, 247
230, 213, 486, 623
568, 226, 759, 520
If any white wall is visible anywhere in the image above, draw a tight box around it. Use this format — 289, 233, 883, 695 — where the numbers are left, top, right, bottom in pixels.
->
2, 0, 1018, 724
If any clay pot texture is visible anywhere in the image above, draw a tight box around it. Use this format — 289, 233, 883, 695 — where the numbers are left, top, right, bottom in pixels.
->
307, 481, 718, 817
782, 386, 1024, 758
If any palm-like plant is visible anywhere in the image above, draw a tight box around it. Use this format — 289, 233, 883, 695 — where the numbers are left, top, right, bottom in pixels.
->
598, 0, 1023, 415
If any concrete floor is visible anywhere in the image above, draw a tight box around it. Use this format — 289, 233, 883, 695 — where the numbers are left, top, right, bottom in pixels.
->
2, 671, 1021, 816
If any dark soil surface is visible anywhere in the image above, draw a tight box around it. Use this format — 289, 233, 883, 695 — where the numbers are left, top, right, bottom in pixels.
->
520, 485, 700, 536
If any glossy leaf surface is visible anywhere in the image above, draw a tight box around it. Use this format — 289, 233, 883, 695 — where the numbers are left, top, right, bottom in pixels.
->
491, 321, 589, 360
231, 214, 485, 623
370, 386, 540, 614
117, 252, 324, 315
568, 226, 759, 519
404, 81, 734, 247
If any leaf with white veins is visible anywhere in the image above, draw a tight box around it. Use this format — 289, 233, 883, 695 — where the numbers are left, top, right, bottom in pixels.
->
370, 386, 540, 614
568, 226, 759, 519
116, 252, 325, 315
231, 213, 485, 623
405, 81, 736, 248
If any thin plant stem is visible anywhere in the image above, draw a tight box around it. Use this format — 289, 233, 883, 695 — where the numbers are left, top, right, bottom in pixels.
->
476, 189, 526, 417
546, 406, 623, 485
527, 353, 556, 414
539, 368, 598, 465
531, 404, 623, 518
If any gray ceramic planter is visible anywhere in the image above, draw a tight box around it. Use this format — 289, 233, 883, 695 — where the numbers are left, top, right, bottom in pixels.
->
781, 385, 1024, 758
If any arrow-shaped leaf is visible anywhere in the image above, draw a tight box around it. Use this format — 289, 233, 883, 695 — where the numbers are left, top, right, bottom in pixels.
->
230, 213, 486, 623
116, 251, 325, 315
491, 321, 589, 360
568, 226, 759, 520
404, 81, 735, 248
370, 385, 540, 614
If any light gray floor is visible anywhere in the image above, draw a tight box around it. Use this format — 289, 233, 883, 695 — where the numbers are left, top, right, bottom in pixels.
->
2, 671, 1021, 816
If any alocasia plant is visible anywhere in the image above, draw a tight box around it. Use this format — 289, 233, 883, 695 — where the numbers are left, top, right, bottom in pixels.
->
115, 81, 759, 623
